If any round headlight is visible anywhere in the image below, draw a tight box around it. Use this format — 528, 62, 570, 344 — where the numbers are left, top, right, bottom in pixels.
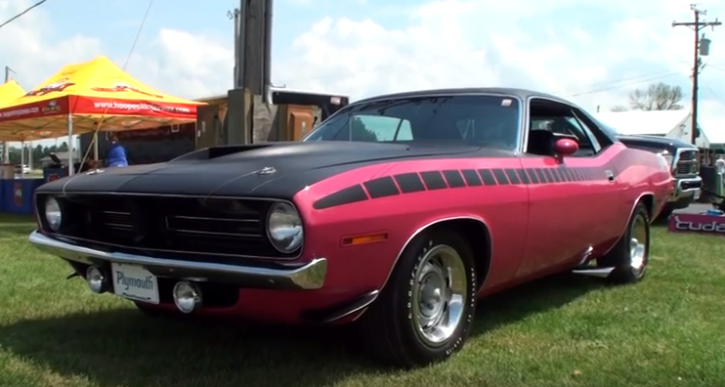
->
266, 202, 303, 253
44, 196, 62, 231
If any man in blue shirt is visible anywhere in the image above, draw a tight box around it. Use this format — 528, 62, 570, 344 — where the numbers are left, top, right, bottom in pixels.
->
106, 134, 128, 167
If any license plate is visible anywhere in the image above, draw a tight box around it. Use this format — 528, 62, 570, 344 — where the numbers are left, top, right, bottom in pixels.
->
695, 190, 701, 200
110, 263, 160, 304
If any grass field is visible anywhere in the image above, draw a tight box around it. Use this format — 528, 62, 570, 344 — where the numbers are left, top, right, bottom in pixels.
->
0, 214, 724, 387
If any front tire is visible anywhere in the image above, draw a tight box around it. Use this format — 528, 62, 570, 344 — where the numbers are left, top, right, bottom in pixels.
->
598, 202, 650, 284
358, 229, 477, 368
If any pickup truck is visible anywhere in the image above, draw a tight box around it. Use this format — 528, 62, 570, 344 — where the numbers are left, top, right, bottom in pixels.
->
599, 125, 701, 218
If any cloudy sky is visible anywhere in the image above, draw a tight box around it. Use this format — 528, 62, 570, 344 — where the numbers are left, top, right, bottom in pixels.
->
1, 0, 724, 142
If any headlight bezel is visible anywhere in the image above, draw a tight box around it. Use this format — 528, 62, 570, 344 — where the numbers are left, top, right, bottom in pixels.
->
44, 196, 62, 231
265, 201, 304, 254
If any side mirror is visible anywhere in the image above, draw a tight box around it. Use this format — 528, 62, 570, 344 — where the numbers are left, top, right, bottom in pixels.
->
554, 137, 578, 157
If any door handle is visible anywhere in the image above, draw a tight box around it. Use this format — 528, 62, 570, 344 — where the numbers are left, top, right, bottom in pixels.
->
605, 170, 615, 182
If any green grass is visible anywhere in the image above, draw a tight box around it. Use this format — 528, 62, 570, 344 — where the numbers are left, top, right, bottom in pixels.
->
0, 214, 724, 387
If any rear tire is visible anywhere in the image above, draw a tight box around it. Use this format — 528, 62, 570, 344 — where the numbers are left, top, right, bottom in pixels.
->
598, 202, 650, 284
357, 229, 477, 368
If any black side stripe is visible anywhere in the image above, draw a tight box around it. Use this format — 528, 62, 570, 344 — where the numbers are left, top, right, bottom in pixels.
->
314, 164, 619, 209
478, 169, 496, 185
505, 169, 520, 184
313, 184, 368, 209
461, 169, 482, 186
492, 169, 509, 185
559, 167, 570, 182
394, 173, 426, 193
516, 169, 530, 184
420, 171, 447, 190
443, 170, 466, 188
363, 176, 399, 198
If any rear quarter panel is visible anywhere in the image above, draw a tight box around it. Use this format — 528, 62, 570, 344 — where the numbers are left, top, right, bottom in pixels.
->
611, 146, 672, 223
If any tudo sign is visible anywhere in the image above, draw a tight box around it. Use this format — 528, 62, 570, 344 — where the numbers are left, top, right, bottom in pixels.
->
668, 214, 725, 235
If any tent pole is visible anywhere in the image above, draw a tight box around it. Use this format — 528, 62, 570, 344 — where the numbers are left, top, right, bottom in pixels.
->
67, 114, 74, 175
20, 141, 24, 175
93, 132, 99, 160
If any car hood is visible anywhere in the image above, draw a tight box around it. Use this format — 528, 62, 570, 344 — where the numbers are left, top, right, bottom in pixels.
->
616, 134, 696, 154
39, 141, 508, 198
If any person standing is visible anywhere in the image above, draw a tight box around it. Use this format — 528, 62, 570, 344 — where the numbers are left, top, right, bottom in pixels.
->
106, 134, 128, 167
716, 154, 725, 175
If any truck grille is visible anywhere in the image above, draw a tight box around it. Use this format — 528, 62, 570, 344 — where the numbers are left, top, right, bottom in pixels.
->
675, 150, 699, 177
40, 194, 298, 262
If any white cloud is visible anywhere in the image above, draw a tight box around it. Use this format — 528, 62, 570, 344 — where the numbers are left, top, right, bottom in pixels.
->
273, 0, 725, 120
1, 0, 724, 137
0, 1, 102, 89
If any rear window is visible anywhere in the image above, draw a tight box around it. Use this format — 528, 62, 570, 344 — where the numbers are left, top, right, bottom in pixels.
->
302, 95, 521, 151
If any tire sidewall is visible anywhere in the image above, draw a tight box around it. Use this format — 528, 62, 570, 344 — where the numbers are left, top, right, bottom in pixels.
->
393, 230, 477, 363
629, 205, 651, 280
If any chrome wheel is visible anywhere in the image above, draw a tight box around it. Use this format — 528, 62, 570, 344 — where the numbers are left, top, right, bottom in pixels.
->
411, 244, 468, 347
629, 213, 648, 273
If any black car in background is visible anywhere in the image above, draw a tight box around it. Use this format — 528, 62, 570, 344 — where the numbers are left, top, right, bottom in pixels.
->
599, 124, 701, 218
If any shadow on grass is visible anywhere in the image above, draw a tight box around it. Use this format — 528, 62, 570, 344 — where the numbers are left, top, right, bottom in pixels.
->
0, 273, 604, 387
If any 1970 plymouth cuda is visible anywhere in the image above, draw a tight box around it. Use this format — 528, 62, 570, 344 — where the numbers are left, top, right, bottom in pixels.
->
29, 88, 673, 367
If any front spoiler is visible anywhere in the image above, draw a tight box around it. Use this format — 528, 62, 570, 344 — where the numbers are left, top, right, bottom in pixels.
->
28, 231, 327, 290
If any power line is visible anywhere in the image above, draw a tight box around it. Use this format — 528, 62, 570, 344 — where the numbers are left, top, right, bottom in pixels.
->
578, 70, 678, 88
0, 0, 48, 30
79, 0, 154, 170
568, 71, 682, 97
703, 84, 725, 107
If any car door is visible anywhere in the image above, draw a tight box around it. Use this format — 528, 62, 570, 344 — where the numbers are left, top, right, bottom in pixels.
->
515, 99, 623, 278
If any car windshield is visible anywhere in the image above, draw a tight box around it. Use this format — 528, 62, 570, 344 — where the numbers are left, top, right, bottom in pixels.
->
302, 95, 521, 151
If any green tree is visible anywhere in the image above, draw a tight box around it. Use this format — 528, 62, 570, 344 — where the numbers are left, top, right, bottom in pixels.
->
349, 117, 378, 141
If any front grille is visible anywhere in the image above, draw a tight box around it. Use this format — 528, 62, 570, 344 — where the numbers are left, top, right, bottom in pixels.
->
41, 194, 298, 262
94, 210, 134, 232
675, 150, 699, 177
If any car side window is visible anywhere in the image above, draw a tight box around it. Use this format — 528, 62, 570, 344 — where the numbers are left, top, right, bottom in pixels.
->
564, 116, 602, 153
571, 108, 614, 150
527, 99, 602, 157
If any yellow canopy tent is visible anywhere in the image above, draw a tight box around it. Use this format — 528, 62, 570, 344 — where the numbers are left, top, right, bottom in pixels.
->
0, 56, 205, 171
0, 80, 39, 141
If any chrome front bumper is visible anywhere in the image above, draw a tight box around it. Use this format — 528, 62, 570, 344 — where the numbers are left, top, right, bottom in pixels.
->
668, 176, 702, 203
28, 231, 327, 290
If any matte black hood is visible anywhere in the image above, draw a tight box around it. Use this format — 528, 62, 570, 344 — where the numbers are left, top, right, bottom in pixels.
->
38, 141, 506, 199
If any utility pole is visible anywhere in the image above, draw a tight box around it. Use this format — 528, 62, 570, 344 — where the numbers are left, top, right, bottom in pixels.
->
224, 0, 272, 145
1, 66, 13, 163
673, 4, 721, 145
227, 8, 242, 88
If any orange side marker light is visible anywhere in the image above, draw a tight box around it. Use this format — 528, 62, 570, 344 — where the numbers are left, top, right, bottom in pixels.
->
341, 233, 388, 246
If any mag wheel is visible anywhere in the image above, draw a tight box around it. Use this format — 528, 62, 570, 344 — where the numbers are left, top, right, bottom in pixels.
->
358, 229, 477, 368
599, 202, 650, 284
